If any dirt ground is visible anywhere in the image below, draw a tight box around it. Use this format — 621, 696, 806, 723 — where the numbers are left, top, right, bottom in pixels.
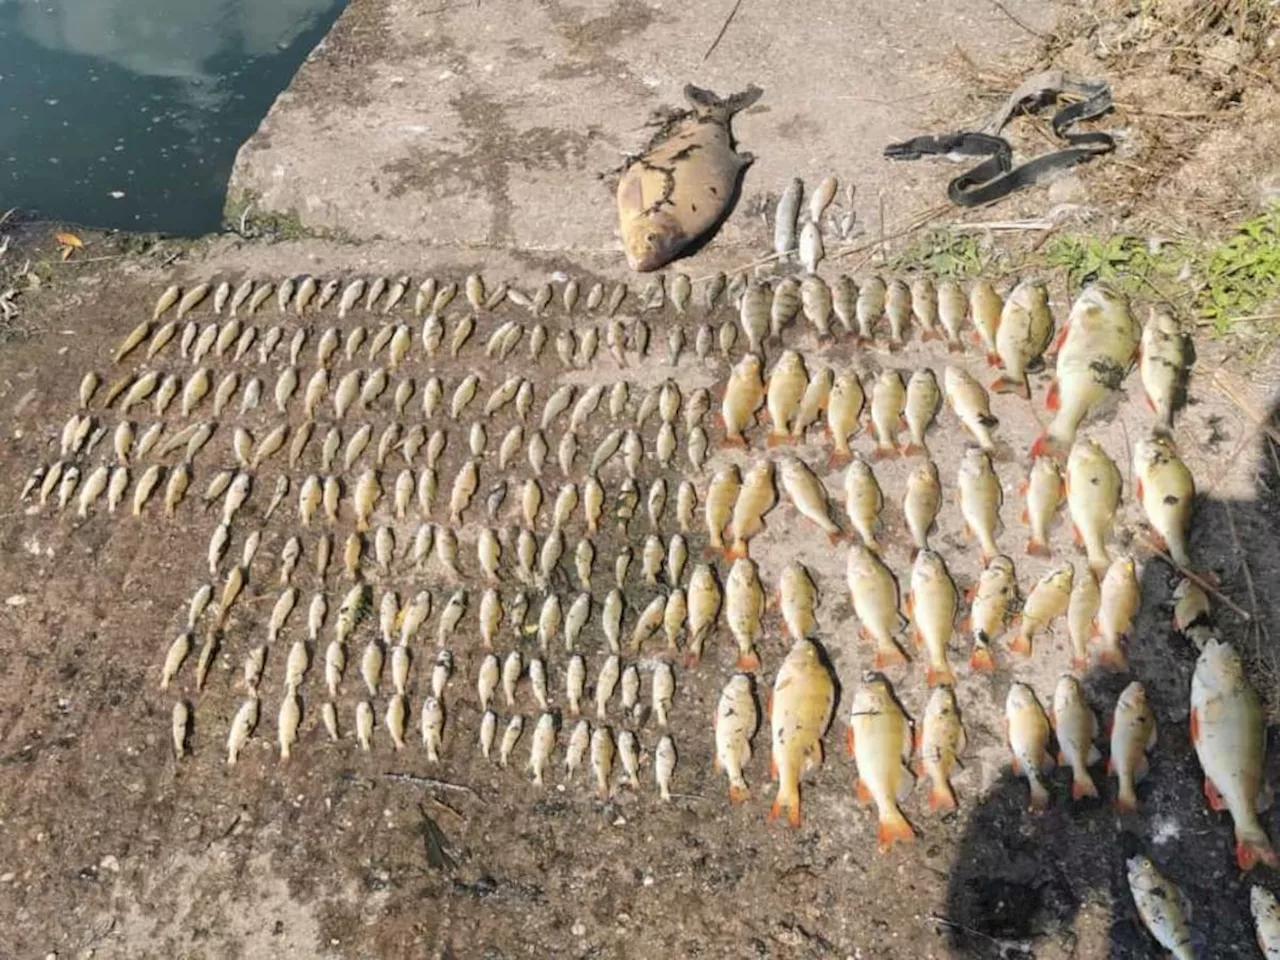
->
0, 234, 1278, 960
5, 1, 1280, 959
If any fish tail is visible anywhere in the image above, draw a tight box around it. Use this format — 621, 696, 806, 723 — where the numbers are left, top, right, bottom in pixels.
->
1009, 633, 1032, 657
986, 352, 1002, 368
768, 777, 801, 827
1071, 771, 1100, 802
1236, 824, 1279, 871
766, 432, 790, 449
1026, 537, 1051, 558
929, 779, 958, 813
683, 83, 764, 122
989, 374, 1024, 396
900, 443, 924, 458
1029, 433, 1058, 461
969, 644, 995, 674
874, 642, 909, 669
729, 779, 750, 805
1096, 644, 1128, 672
926, 663, 956, 688
878, 807, 916, 850
736, 649, 762, 672
1028, 777, 1050, 813
1114, 782, 1139, 814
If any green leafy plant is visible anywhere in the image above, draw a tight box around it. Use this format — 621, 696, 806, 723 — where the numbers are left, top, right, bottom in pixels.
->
1194, 205, 1280, 335
889, 229, 989, 278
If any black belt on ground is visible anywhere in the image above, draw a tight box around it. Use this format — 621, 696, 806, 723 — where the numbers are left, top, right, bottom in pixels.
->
883, 70, 1116, 206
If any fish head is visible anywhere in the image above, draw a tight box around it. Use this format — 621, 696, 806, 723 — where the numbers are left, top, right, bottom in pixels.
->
1196, 637, 1245, 687
1252, 884, 1279, 918
1006, 682, 1038, 713
622, 212, 689, 273
988, 555, 1014, 577
1053, 674, 1084, 708
1013, 277, 1049, 307
1050, 563, 1075, 592
1125, 855, 1154, 882
1117, 680, 1148, 712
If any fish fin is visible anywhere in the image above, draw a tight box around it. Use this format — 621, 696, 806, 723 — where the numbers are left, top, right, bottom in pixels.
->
724, 543, 748, 561
926, 664, 955, 688
878, 810, 916, 850
929, 781, 958, 812
683, 83, 764, 121
874, 643, 910, 669
1205, 777, 1227, 812
766, 692, 773, 721
900, 443, 924, 458
1009, 633, 1032, 657
846, 727, 856, 758
737, 650, 761, 672
1072, 773, 1100, 802
1026, 538, 1051, 558
1134, 476, 1145, 502
1028, 779, 1050, 813
683, 652, 701, 669
1055, 750, 1066, 766
1189, 707, 1200, 744
1237, 831, 1279, 871
989, 375, 1021, 395
729, 782, 749, 805
713, 751, 722, 772
769, 749, 778, 780
1097, 645, 1128, 672
855, 778, 873, 805
1029, 434, 1055, 461
766, 432, 788, 449
1045, 380, 1061, 412
986, 352, 1002, 368
969, 646, 995, 674
827, 531, 843, 547
1114, 784, 1139, 814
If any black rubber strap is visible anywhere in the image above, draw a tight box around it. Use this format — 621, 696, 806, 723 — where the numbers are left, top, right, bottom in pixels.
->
883, 75, 1115, 206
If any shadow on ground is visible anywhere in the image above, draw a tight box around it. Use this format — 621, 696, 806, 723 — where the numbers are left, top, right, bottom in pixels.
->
945, 393, 1280, 959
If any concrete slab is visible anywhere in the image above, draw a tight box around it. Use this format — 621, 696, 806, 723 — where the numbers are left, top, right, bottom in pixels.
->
230, 0, 1065, 264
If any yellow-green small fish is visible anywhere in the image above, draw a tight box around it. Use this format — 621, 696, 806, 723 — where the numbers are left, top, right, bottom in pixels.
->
1126, 856, 1195, 959
847, 672, 915, 850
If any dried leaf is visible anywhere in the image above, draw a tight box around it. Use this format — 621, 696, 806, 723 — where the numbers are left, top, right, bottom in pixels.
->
55, 232, 83, 249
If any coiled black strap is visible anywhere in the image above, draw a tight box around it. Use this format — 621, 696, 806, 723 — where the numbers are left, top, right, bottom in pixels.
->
884, 71, 1115, 206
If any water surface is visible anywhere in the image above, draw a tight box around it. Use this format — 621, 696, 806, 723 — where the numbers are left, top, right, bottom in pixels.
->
0, 0, 347, 235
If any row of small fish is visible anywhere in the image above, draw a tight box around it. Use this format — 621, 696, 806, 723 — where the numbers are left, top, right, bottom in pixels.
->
150, 274, 647, 325
771, 174, 856, 273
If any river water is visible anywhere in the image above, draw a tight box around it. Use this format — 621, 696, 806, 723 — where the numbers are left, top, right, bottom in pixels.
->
0, 0, 346, 236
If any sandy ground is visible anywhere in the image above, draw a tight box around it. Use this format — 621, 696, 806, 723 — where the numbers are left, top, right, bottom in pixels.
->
1, 235, 1279, 960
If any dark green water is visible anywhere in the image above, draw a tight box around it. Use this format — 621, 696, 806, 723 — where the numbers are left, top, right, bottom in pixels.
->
0, 0, 347, 236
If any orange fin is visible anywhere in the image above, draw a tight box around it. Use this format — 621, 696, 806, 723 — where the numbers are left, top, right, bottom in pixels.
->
878, 813, 916, 850
1045, 380, 1061, 412
1071, 775, 1100, 802
1009, 633, 1032, 657
729, 784, 749, 805
1189, 707, 1200, 744
769, 753, 778, 780
1026, 538, 1051, 558
767, 799, 783, 822
926, 664, 956, 688
1096, 646, 1128, 672
874, 643, 910, 669
846, 727, 857, 759
929, 782, 958, 813
855, 778, 872, 804
1205, 777, 1227, 812
990, 375, 1027, 398
737, 650, 761, 672
969, 647, 995, 674
1238, 836, 1280, 871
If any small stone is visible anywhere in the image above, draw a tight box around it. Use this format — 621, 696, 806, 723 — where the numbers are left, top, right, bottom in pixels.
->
6, 595, 27, 607
0, 872, 14, 883
571, 922, 586, 937
99, 855, 119, 873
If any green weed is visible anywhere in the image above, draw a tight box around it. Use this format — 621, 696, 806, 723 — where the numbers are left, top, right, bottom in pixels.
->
889, 229, 990, 278
1194, 205, 1280, 335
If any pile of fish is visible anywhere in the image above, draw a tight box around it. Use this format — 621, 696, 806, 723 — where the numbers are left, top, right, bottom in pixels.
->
20, 255, 1277, 956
